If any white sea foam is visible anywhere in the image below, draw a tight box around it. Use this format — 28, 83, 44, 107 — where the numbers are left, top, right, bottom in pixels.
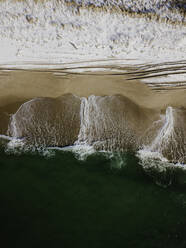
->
48, 144, 96, 160
75, 96, 98, 145
149, 107, 174, 152
138, 106, 186, 174
0, 134, 13, 141
138, 107, 174, 160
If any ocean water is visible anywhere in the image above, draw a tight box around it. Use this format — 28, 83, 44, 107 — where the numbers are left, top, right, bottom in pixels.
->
1, 0, 186, 247
1, 148, 186, 248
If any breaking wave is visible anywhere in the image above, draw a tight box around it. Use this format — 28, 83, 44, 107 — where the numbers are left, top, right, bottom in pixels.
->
0, 93, 184, 172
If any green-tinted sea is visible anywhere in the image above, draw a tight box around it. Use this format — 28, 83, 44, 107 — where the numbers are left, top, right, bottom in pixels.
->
1, 150, 186, 248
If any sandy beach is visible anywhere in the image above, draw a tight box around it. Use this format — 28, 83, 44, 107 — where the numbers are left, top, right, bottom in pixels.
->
0, 68, 186, 162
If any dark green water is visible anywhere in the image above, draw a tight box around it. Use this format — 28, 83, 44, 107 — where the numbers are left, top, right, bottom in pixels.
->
1, 150, 186, 248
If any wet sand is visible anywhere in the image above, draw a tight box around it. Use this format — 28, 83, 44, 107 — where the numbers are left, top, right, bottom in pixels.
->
0, 69, 156, 135
0, 69, 185, 134
0, 68, 186, 162
1, 69, 186, 108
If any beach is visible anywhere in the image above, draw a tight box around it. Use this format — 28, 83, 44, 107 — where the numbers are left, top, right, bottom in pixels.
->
1, 1, 186, 247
